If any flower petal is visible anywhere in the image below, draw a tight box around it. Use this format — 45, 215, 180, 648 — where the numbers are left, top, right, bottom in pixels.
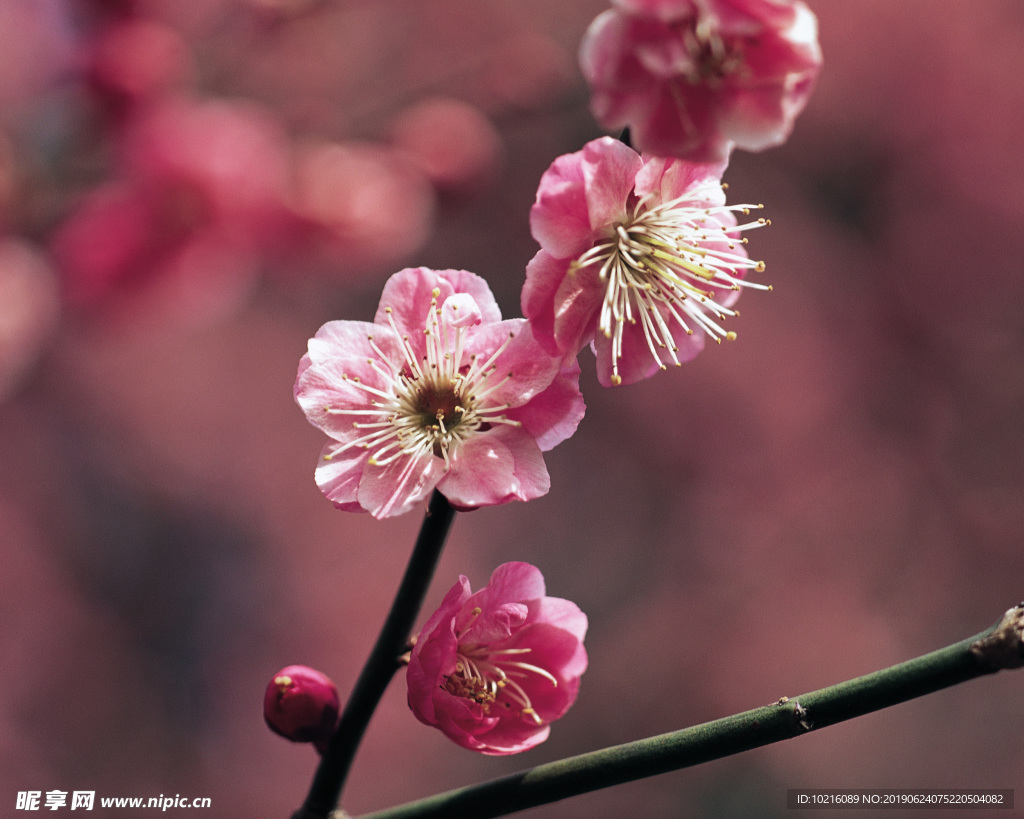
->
295, 320, 403, 441
506, 359, 586, 453
459, 562, 546, 643
461, 319, 560, 409
529, 150, 592, 259
375, 267, 502, 340
357, 452, 446, 519
312, 444, 367, 512
581, 136, 643, 232
438, 426, 550, 509
407, 576, 470, 724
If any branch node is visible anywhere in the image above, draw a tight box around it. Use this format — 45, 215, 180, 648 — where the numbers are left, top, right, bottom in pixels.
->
790, 699, 814, 732
970, 603, 1024, 671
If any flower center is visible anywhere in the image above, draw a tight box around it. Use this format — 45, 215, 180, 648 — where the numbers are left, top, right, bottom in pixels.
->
678, 12, 746, 86
571, 185, 770, 385
444, 642, 556, 725
322, 288, 520, 466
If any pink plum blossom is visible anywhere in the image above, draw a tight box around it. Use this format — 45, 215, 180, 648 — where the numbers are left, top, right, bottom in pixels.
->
285, 140, 435, 275
523, 136, 769, 387
294, 267, 585, 518
50, 97, 291, 321
406, 562, 588, 755
580, 0, 822, 162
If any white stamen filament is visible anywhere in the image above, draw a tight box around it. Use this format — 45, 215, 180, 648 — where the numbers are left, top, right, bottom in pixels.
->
322, 290, 521, 468
574, 187, 769, 385
446, 644, 556, 725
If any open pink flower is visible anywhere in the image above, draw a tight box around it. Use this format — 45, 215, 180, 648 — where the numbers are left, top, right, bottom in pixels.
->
523, 136, 769, 387
580, 0, 822, 162
295, 267, 584, 518
406, 562, 588, 755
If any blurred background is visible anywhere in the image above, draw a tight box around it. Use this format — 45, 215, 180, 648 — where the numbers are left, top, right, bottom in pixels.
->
1, 0, 1022, 816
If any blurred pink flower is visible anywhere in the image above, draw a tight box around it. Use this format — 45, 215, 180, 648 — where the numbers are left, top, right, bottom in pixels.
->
263, 665, 340, 752
406, 561, 588, 755
51, 97, 291, 320
285, 141, 435, 275
523, 136, 768, 387
85, 19, 193, 118
295, 267, 585, 518
0, 239, 59, 402
580, 0, 822, 161
389, 98, 502, 194
120, 97, 291, 247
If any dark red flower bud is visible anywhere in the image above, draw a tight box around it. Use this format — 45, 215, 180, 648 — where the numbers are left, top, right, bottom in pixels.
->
263, 665, 340, 749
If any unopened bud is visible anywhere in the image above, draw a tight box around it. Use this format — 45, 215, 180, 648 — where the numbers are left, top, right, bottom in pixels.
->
264, 665, 340, 749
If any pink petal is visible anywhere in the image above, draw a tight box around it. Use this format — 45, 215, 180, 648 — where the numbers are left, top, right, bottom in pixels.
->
525, 596, 590, 645
712, 0, 798, 32
465, 562, 546, 626
440, 292, 482, 328
529, 150, 592, 259
312, 445, 367, 512
433, 696, 500, 745
521, 250, 569, 356
456, 601, 529, 645
438, 425, 550, 509
613, 0, 700, 23
294, 320, 401, 441
580, 137, 643, 232
467, 719, 551, 756
506, 359, 586, 453
407, 578, 469, 724
357, 452, 446, 519
592, 313, 705, 387
375, 267, 501, 340
551, 261, 605, 359
461, 319, 560, 409
634, 155, 728, 205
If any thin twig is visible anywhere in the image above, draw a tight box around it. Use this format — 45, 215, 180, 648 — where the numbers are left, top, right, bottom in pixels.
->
293, 491, 458, 819
357, 603, 1024, 819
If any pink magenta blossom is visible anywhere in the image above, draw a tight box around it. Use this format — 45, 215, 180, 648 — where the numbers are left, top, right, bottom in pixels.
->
523, 136, 769, 387
406, 562, 588, 755
580, 0, 822, 162
51, 97, 291, 320
294, 267, 585, 518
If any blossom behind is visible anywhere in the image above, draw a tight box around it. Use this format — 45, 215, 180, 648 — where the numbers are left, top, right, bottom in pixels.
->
406, 562, 588, 755
580, 0, 822, 162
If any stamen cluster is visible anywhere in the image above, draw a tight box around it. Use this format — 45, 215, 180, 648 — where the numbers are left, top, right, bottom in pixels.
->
579, 183, 769, 384
326, 297, 518, 471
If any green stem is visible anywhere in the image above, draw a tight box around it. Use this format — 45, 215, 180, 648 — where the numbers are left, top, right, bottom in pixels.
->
358, 604, 1024, 819
293, 491, 457, 819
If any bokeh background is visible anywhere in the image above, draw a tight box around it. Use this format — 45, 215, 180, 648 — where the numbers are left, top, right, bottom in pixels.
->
1, 0, 1022, 816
